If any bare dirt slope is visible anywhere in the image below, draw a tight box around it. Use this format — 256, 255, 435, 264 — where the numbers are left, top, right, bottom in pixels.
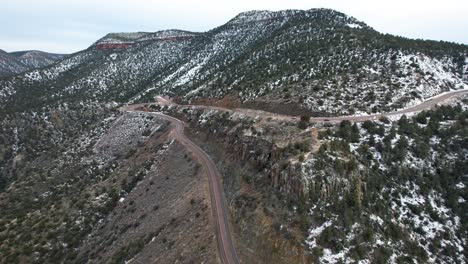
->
75, 113, 218, 263
121, 109, 240, 264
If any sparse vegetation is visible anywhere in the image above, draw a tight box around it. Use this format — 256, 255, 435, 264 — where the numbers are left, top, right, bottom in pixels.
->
0, 7, 467, 264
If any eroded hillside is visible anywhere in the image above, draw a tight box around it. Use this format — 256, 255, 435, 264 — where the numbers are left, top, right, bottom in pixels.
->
0, 7, 467, 264
146, 92, 467, 263
0, 107, 218, 263
0, 50, 65, 77
0, 9, 466, 116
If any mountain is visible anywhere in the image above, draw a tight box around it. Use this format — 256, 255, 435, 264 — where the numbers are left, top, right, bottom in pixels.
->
0, 49, 30, 77
0, 49, 65, 77
10, 50, 66, 69
0, 8, 466, 115
0, 8, 467, 264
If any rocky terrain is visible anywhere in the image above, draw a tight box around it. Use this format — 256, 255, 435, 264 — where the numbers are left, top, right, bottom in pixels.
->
0, 9, 466, 115
0, 107, 218, 263
0, 7, 467, 264
152, 93, 468, 263
0, 50, 29, 77
0, 50, 65, 77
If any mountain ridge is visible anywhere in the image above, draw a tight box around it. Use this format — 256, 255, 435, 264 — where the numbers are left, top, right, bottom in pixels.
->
0, 8, 467, 264
0, 8, 466, 115
0, 49, 66, 77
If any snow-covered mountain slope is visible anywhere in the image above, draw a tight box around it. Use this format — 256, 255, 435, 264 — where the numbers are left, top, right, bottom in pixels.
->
12, 50, 66, 68
93, 30, 198, 46
154, 94, 468, 263
0, 50, 65, 77
0, 8, 467, 115
1, 8, 467, 263
0, 50, 30, 77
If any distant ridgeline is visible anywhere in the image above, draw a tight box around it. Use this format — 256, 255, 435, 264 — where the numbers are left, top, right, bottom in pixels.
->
93, 31, 196, 50
0, 9, 466, 116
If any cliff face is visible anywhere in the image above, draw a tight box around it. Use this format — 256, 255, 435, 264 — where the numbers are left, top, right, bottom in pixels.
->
154, 94, 468, 263
161, 104, 356, 203
165, 108, 315, 263
162, 105, 307, 199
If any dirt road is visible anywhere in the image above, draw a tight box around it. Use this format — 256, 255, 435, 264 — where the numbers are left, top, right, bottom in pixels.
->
119, 88, 467, 263
308, 89, 468, 123
123, 107, 239, 264
154, 89, 468, 123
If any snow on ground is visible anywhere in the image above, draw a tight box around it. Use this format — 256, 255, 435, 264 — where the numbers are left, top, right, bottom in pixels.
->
320, 248, 348, 264
347, 23, 362, 29
174, 56, 210, 86
0, 81, 16, 99
305, 220, 333, 248
369, 214, 384, 226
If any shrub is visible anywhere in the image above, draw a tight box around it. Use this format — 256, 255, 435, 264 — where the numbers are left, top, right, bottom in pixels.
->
300, 114, 311, 122
336, 121, 360, 142
318, 129, 332, 139
317, 226, 342, 250
379, 116, 390, 124
362, 120, 376, 134
142, 129, 151, 136
385, 222, 405, 240
298, 154, 305, 162
372, 247, 392, 263
110, 237, 146, 264
362, 227, 374, 241
294, 139, 311, 152
298, 120, 308, 130
311, 247, 324, 262
392, 136, 409, 162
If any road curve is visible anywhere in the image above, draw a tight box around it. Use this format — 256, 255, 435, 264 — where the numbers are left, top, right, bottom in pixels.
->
309, 89, 468, 124
118, 89, 466, 262
155, 89, 468, 124
124, 108, 239, 264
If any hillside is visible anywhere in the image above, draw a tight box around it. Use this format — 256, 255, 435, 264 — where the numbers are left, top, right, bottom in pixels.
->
0, 50, 29, 77
10, 50, 66, 69
0, 8, 467, 264
0, 50, 65, 77
0, 8, 466, 115
154, 94, 468, 263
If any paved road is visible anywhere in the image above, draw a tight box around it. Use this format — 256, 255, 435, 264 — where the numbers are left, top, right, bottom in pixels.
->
123, 107, 239, 264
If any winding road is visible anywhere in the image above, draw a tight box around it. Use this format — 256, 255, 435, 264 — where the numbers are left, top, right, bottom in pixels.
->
155, 89, 468, 124
122, 106, 239, 264
309, 89, 468, 123
121, 88, 467, 264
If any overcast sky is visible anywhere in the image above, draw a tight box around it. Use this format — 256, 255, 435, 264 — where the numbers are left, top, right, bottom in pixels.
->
1, 0, 467, 54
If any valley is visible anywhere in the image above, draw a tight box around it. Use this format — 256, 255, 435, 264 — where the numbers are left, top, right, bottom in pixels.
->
0, 7, 467, 264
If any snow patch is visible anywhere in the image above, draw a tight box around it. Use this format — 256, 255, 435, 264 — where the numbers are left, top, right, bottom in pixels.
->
305, 220, 333, 248
347, 23, 362, 29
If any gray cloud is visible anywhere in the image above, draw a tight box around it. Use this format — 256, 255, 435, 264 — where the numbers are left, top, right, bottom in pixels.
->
1, 0, 467, 53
